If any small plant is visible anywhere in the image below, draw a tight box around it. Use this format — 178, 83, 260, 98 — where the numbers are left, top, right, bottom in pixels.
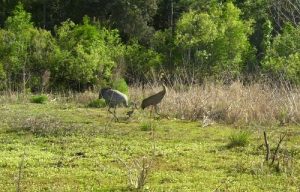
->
30, 94, 48, 104
118, 156, 152, 190
227, 131, 250, 148
87, 99, 106, 108
277, 108, 289, 126
140, 121, 156, 131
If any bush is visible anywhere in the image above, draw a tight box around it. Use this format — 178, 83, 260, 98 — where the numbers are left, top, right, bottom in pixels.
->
87, 99, 106, 108
262, 24, 300, 84
30, 94, 48, 104
112, 78, 128, 95
175, 2, 253, 79
52, 16, 124, 91
125, 41, 163, 82
227, 131, 250, 148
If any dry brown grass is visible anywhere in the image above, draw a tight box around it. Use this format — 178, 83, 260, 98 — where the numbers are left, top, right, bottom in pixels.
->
1, 81, 299, 126
0, 91, 96, 106
129, 81, 300, 125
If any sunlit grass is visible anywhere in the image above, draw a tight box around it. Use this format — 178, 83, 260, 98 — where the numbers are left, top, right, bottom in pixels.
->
0, 99, 299, 191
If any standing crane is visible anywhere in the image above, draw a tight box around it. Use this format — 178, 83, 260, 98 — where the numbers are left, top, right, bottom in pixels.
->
99, 87, 128, 121
141, 84, 167, 116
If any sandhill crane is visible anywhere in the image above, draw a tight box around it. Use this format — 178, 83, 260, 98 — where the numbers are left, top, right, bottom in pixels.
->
141, 84, 167, 116
99, 87, 128, 121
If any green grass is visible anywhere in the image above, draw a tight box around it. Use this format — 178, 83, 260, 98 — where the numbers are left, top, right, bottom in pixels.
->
86, 98, 106, 108
0, 102, 300, 191
140, 121, 157, 131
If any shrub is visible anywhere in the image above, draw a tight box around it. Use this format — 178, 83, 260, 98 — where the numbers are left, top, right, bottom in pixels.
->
87, 99, 106, 108
175, 2, 253, 79
125, 41, 163, 82
262, 24, 300, 84
227, 131, 251, 148
30, 94, 48, 104
52, 16, 124, 91
112, 78, 128, 95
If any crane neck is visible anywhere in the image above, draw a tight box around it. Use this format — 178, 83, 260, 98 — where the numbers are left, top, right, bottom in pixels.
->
162, 84, 167, 93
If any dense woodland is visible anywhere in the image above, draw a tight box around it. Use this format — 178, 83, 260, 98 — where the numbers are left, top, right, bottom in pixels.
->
0, 0, 299, 92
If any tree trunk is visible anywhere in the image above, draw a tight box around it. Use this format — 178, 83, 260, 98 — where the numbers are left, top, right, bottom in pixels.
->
23, 65, 26, 93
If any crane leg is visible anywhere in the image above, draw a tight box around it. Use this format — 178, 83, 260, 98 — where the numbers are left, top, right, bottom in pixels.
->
113, 106, 119, 121
108, 106, 118, 121
150, 105, 153, 118
154, 105, 160, 115
108, 106, 113, 114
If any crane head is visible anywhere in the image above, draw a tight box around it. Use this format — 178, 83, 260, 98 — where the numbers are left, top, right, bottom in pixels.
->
99, 87, 111, 99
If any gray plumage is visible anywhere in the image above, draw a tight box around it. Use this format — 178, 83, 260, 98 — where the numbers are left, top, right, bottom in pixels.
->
99, 87, 128, 120
141, 85, 167, 114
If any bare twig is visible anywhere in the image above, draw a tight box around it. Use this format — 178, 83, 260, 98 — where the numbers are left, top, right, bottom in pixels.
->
271, 133, 287, 165
116, 156, 152, 190
263, 131, 270, 162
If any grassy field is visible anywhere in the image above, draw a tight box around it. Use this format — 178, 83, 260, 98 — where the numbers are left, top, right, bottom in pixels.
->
0, 98, 300, 191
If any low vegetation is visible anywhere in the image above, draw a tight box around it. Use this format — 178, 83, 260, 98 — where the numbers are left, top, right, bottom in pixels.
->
86, 99, 106, 108
0, 83, 299, 191
30, 94, 48, 104
227, 131, 251, 148
130, 81, 300, 125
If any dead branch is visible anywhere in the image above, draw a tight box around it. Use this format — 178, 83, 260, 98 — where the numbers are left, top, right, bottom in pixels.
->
271, 133, 287, 165
263, 131, 271, 162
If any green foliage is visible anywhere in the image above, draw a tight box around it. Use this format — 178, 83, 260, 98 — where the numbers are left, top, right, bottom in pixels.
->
0, 4, 126, 92
0, 0, 299, 88
140, 121, 156, 131
228, 131, 251, 148
30, 94, 48, 104
107, 0, 158, 43
4, 2, 33, 32
0, 62, 6, 90
174, 2, 253, 79
176, 11, 218, 47
125, 41, 163, 82
53, 17, 124, 90
0, 3, 34, 91
150, 29, 173, 67
87, 99, 106, 108
28, 29, 57, 92
263, 24, 300, 84
112, 78, 128, 95
0, 3, 56, 92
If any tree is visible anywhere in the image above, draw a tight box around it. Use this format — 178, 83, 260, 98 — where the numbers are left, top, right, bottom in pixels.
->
0, 62, 6, 90
125, 40, 163, 83
2, 2, 34, 92
268, 0, 300, 31
263, 24, 300, 84
52, 16, 124, 90
28, 28, 57, 92
175, 2, 253, 80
